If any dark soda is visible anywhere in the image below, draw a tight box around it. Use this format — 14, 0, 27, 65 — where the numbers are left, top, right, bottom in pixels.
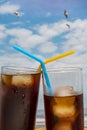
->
44, 94, 84, 130
0, 73, 41, 130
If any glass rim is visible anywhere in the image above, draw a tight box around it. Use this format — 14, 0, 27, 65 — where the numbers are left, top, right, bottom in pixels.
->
1, 66, 41, 74
43, 67, 82, 73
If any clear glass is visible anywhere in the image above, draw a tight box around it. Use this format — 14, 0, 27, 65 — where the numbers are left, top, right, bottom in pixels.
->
42, 67, 84, 130
0, 66, 41, 130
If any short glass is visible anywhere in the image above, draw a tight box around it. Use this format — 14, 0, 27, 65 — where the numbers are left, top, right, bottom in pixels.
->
0, 66, 41, 130
42, 67, 84, 130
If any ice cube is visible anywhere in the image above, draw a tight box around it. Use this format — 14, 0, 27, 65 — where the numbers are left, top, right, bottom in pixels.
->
52, 96, 76, 119
53, 104, 75, 118
12, 75, 34, 88
2, 75, 12, 86
53, 121, 72, 130
54, 86, 76, 96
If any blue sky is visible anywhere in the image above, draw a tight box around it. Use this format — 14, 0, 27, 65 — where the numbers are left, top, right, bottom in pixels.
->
0, 0, 87, 94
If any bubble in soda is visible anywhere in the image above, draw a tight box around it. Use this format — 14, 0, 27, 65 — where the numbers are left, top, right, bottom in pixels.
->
12, 75, 34, 88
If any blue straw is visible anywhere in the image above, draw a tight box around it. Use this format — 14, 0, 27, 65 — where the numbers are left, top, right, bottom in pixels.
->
13, 45, 53, 95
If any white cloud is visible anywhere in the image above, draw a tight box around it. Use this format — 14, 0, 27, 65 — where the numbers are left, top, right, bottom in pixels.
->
37, 21, 66, 39
0, 31, 6, 39
0, 24, 7, 39
38, 42, 57, 53
0, 2, 20, 14
6, 28, 32, 37
6, 28, 45, 49
0, 24, 6, 30
0, 53, 40, 70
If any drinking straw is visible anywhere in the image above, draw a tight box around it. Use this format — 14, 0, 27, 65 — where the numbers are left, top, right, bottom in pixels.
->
37, 50, 75, 71
13, 45, 53, 95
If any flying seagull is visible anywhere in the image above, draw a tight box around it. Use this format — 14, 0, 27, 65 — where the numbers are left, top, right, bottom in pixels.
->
64, 10, 68, 18
13, 11, 20, 17
65, 23, 70, 29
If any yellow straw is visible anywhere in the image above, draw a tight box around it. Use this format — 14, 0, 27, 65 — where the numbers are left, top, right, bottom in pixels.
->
37, 50, 75, 71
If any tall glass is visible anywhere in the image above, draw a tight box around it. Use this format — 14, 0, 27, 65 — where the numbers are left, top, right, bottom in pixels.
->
0, 66, 41, 130
42, 67, 84, 130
